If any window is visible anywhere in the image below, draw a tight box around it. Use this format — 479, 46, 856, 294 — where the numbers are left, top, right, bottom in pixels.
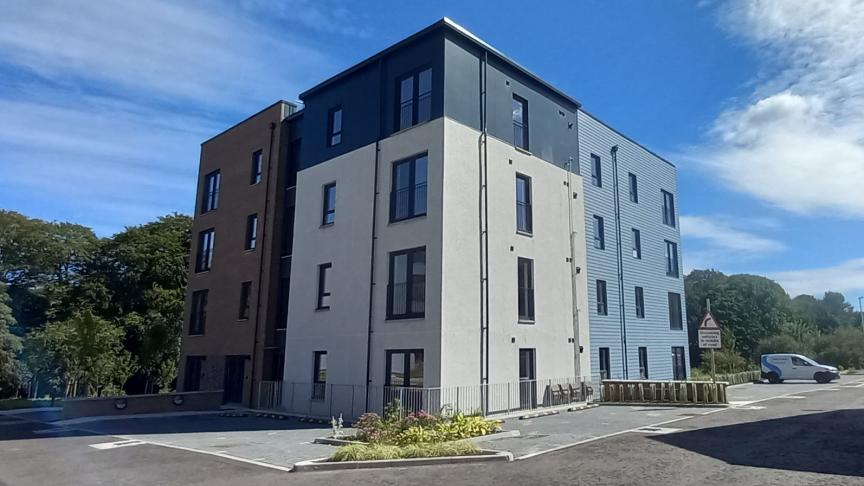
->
183, 356, 204, 392
189, 290, 208, 335
591, 154, 602, 187
390, 154, 428, 222
386, 350, 424, 387
250, 150, 263, 185
672, 347, 686, 380
791, 356, 812, 366
322, 183, 336, 225
397, 68, 432, 131
317, 263, 332, 310
515, 174, 532, 233
629, 173, 638, 203
517, 258, 534, 322
245, 214, 258, 250
312, 351, 327, 400
632, 228, 642, 259
202, 170, 220, 213
593, 216, 605, 250
662, 190, 676, 227
599, 347, 611, 380
512, 94, 529, 150
238, 281, 252, 320
635, 286, 645, 319
195, 229, 215, 272
596, 280, 608, 316
638, 347, 649, 380
327, 106, 342, 146
668, 292, 683, 330
665, 240, 679, 277
387, 247, 426, 319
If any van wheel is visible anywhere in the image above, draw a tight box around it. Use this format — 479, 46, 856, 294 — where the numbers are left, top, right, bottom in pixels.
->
815, 373, 832, 384
766, 372, 781, 384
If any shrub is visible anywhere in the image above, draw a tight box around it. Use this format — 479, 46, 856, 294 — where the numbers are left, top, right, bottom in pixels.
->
698, 349, 754, 375
814, 327, 864, 369
351, 410, 500, 445
331, 444, 402, 462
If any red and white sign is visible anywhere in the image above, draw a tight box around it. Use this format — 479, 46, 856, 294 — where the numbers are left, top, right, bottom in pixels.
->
698, 312, 722, 349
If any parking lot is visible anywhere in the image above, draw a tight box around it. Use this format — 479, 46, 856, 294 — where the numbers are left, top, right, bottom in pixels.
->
1, 376, 863, 485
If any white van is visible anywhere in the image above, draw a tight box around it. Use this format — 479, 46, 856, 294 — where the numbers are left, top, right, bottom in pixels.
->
761, 354, 839, 384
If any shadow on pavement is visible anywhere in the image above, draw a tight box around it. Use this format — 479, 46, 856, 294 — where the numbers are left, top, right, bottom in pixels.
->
0, 411, 331, 442
651, 409, 864, 477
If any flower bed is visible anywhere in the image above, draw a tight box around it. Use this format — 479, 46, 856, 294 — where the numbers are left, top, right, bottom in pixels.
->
328, 407, 502, 462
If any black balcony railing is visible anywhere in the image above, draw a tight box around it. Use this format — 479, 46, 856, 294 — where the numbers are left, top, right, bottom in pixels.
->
390, 183, 427, 222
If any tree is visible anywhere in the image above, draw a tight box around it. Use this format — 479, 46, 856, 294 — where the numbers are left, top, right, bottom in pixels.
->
24, 311, 134, 397
0, 282, 22, 398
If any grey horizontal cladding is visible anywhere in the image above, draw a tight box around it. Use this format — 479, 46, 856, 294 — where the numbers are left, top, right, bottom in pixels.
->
578, 110, 689, 382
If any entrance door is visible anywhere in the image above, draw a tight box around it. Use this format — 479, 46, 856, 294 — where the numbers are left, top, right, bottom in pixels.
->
518, 348, 536, 410
223, 356, 246, 404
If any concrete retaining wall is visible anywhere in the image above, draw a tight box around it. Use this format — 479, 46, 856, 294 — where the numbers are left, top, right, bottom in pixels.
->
601, 380, 727, 405
62, 390, 223, 419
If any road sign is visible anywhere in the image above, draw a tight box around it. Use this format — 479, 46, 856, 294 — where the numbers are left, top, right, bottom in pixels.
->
698, 312, 722, 349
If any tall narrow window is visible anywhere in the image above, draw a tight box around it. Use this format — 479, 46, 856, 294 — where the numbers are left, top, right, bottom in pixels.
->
635, 286, 645, 319
396, 68, 432, 131
189, 289, 208, 335
387, 247, 426, 319
668, 292, 683, 330
386, 350, 425, 387
312, 351, 327, 400
632, 228, 641, 259
665, 240, 679, 277
250, 150, 263, 185
596, 280, 608, 316
672, 347, 686, 380
390, 154, 427, 222
322, 183, 336, 225
512, 94, 529, 150
196, 229, 215, 272
245, 214, 258, 250
316, 263, 332, 310
591, 154, 602, 187
638, 347, 649, 379
599, 347, 611, 380
629, 173, 638, 203
593, 216, 605, 250
515, 174, 532, 233
327, 106, 342, 146
238, 281, 252, 320
202, 170, 220, 213
183, 356, 204, 392
517, 257, 535, 322
662, 190, 676, 227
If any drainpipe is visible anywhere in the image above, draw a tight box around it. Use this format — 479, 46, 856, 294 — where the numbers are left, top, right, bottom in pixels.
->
248, 119, 277, 406
610, 145, 628, 379
364, 58, 384, 413
478, 50, 490, 414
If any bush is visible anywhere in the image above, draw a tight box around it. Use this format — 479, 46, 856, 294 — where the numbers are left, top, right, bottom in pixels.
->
814, 327, 864, 369
330, 441, 479, 462
698, 349, 754, 375
351, 410, 500, 445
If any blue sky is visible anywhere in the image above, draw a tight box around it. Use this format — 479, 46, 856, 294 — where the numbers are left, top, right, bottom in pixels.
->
0, 0, 862, 303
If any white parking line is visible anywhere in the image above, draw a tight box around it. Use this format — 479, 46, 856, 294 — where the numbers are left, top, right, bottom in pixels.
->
515, 378, 864, 461
89, 440, 145, 450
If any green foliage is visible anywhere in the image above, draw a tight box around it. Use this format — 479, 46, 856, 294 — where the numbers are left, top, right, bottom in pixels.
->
353, 410, 500, 446
330, 441, 480, 462
698, 349, 754, 375
0, 283, 22, 398
24, 311, 135, 397
812, 327, 864, 369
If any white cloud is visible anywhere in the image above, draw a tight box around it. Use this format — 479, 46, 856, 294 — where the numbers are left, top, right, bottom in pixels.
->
693, 0, 864, 218
680, 215, 786, 272
771, 258, 864, 299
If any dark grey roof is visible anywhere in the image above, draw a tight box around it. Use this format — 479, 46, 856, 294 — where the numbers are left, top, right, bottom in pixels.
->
299, 17, 581, 109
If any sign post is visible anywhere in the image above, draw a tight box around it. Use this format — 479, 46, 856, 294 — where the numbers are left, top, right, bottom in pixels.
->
699, 298, 722, 383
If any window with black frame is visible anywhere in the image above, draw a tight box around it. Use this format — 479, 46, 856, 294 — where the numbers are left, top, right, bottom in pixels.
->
387, 247, 425, 319
632, 228, 642, 259
512, 94, 529, 150
638, 347, 649, 379
202, 170, 220, 213
327, 106, 342, 146
386, 350, 424, 387
516, 174, 532, 234
665, 240, 679, 277
195, 229, 214, 272
672, 347, 686, 380
245, 214, 257, 250
517, 257, 534, 322
312, 351, 327, 400
599, 347, 611, 380
596, 280, 608, 316
662, 190, 676, 227
317, 263, 331, 310
322, 183, 336, 225
189, 290, 208, 335
628, 173, 638, 203
396, 68, 432, 131
238, 281, 252, 320
250, 150, 263, 185
594, 216, 605, 250
668, 292, 683, 330
390, 154, 427, 222
184, 356, 204, 392
635, 286, 645, 319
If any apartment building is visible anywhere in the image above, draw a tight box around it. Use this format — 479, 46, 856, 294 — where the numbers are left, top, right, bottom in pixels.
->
177, 18, 689, 411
